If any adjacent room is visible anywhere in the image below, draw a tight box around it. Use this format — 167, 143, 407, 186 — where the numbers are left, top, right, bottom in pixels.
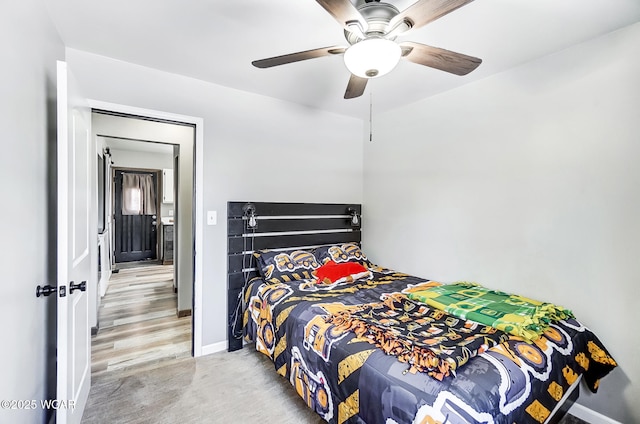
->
92, 113, 193, 376
2, 1, 638, 423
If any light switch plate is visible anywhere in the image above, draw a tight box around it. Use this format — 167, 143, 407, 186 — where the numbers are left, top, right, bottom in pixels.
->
207, 210, 217, 226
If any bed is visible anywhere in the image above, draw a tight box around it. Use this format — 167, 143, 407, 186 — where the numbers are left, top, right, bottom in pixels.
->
227, 202, 617, 424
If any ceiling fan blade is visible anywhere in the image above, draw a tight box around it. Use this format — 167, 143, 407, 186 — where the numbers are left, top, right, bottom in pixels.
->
400, 41, 481, 75
316, 0, 368, 32
252, 46, 346, 69
389, 0, 475, 33
344, 74, 368, 99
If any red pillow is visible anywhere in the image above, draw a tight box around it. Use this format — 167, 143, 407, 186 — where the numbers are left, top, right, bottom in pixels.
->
314, 260, 369, 285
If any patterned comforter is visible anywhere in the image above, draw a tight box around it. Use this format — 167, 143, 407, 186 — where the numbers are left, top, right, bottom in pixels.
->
243, 270, 617, 424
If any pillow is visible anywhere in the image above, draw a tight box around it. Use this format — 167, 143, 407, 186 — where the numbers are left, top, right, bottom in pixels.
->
313, 260, 372, 285
314, 243, 374, 268
253, 249, 321, 284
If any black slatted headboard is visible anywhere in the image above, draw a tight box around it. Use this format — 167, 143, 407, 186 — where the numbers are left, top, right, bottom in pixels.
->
227, 202, 362, 351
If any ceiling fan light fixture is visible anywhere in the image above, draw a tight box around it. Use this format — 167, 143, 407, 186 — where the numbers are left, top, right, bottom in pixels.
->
344, 37, 401, 79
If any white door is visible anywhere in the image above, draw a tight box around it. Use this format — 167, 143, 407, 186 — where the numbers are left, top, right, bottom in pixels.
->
56, 60, 91, 423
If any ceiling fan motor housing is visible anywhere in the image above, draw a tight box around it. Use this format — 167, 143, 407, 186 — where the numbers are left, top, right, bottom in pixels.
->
345, 1, 400, 45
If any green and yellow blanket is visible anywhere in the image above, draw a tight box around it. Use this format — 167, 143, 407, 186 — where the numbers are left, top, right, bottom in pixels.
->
407, 282, 574, 343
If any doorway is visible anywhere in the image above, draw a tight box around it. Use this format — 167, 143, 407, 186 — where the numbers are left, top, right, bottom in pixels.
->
91, 109, 198, 375
113, 169, 159, 264
89, 100, 204, 358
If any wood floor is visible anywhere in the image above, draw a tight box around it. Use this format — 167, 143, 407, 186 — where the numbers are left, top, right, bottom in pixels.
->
91, 263, 191, 376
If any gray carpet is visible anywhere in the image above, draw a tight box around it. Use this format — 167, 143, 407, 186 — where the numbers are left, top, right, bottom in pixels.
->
82, 347, 587, 424
82, 348, 324, 424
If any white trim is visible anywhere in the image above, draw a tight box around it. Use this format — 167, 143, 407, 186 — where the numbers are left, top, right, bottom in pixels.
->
97, 233, 111, 297
194, 119, 204, 358
568, 403, 622, 424
90, 100, 202, 126
56, 60, 70, 424
201, 341, 227, 356
88, 99, 205, 358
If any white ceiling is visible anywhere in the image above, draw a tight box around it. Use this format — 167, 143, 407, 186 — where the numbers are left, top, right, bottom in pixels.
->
47, 0, 640, 119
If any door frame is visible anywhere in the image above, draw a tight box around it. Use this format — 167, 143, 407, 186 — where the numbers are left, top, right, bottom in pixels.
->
89, 99, 205, 357
112, 167, 162, 264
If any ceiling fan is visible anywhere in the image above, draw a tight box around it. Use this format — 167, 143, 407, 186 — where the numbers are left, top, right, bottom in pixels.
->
252, 0, 482, 99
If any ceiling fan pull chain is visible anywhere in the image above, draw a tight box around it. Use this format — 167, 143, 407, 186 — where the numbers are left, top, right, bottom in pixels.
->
369, 91, 373, 142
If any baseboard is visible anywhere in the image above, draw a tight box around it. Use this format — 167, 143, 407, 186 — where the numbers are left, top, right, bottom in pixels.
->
568, 403, 621, 424
201, 341, 227, 356
177, 309, 192, 318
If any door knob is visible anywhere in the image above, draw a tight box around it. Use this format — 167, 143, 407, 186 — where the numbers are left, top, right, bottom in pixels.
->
70, 281, 86, 294
36, 284, 57, 298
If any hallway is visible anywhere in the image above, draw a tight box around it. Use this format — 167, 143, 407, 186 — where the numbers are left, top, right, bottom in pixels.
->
91, 264, 191, 376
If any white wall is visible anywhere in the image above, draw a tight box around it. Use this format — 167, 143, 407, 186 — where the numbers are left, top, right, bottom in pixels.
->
66, 48, 365, 347
0, 1, 65, 423
363, 22, 640, 423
